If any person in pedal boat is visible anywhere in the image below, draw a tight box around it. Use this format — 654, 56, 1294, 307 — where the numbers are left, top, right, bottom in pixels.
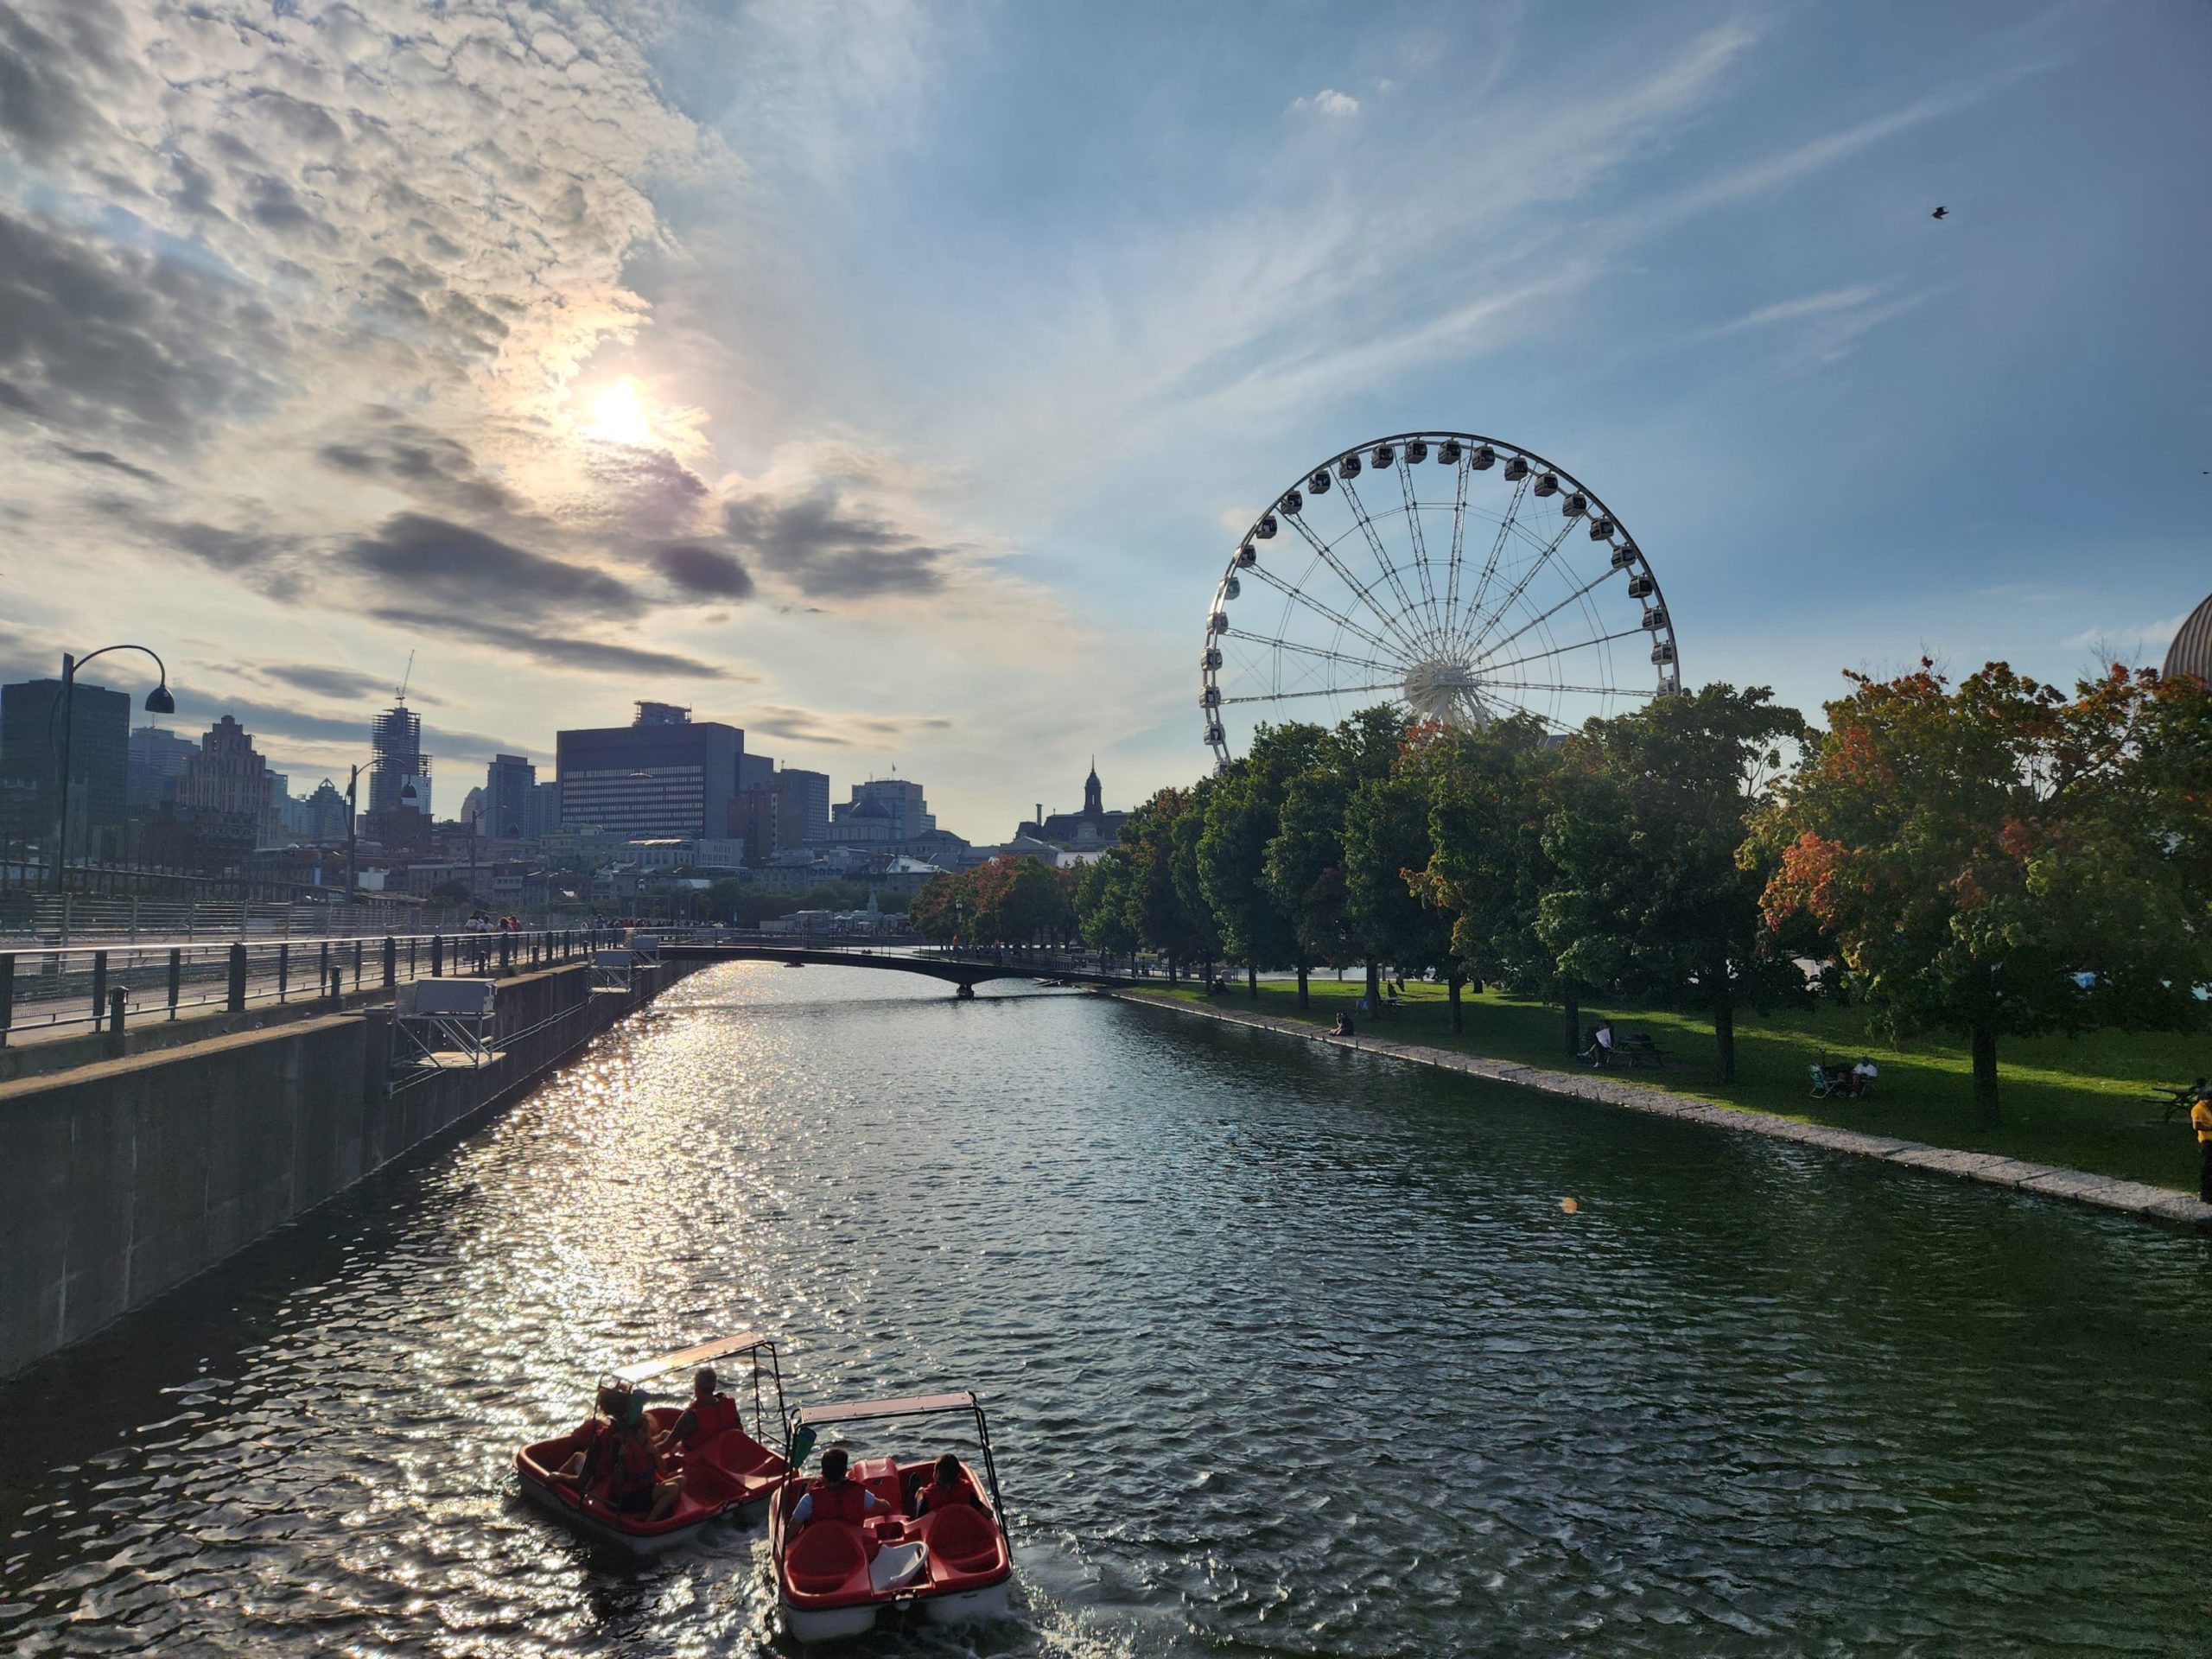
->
655, 1366, 739, 1455
915, 1452, 982, 1514
597, 1392, 688, 1522
550, 1383, 626, 1490
791, 1446, 887, 1529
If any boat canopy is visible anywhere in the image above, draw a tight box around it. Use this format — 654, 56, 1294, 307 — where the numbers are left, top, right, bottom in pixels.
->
613, 1332, 774, 1386
796, 1391, 977, 1427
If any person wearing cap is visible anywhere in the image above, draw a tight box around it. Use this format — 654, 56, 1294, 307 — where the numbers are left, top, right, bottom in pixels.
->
791, 1446, 886, 1529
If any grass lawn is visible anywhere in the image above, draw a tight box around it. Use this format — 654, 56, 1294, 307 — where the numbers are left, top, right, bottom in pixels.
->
1139, 975, 2209, 1193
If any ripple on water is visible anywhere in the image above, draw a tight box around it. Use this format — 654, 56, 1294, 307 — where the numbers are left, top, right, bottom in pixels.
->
0, 965, 2206, 1656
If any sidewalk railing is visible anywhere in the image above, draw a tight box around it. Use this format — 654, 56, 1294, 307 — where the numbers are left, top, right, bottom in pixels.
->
0, 927, 621, 1047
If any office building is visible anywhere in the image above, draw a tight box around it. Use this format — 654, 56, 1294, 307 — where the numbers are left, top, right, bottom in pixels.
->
830, 777, 934, 842
526, 779, 562, 837
556, 702, 745, 839
740, 751, 775, 791
485, 753, 536, 838
176, 715, 283, 848
127, 724, 198, 808
302, 779, 351, 844
1016, 760, 1128, 849
0, 676, 130, 860
783, 767, 831, 842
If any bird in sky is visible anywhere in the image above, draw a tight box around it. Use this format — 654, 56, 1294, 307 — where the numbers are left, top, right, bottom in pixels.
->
1931, 206, 1949, 219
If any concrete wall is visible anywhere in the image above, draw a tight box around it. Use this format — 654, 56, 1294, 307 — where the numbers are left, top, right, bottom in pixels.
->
0, 958, 704, 1378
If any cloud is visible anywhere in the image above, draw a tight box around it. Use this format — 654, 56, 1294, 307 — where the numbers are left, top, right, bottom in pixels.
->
721, 479, 958, 600
57, 445, 162, 484
1697, 286, 1883, 340
343, 512, 645, 620
317, 418, 516, 514
2061, 613, 2191, 655
737, 703, 955, 748
367, 609, 749, 681
249, 662, 441, 705
1288, 89, 1359, 118
652, 542, 755, 600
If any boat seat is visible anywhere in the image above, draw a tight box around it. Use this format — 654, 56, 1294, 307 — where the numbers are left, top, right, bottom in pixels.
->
922, 1501, 1000, 1574
851, 1455, 906, 1516
786, 1521, 868, 1596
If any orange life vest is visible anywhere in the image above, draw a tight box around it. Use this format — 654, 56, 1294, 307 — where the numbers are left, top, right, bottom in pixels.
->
919, 1474, 976, 1514
807, 1477, 870, 1525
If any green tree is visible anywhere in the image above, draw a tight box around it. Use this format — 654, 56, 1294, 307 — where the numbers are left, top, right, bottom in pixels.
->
1753, 662, 2212, 1126
1539, 683, 1808, 1083
1344, 733, 1465, 1029
1076, 849, 1139, 963
1264, 707, 1408, 1006
1201, 722, 1325, 994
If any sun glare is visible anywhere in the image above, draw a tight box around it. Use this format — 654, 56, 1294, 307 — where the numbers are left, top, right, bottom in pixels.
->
585, 377, 656, 446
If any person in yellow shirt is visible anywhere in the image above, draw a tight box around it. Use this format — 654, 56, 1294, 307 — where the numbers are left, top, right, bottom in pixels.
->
2192, 1084, 2212, 1205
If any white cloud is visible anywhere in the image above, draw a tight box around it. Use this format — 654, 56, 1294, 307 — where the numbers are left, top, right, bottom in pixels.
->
1288, 88, 1360, 118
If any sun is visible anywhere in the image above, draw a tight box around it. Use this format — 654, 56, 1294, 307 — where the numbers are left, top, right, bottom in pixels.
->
585, 376, 656, 446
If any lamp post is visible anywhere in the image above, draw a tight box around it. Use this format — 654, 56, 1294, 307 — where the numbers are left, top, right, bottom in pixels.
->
49, 645, 175, 890
344, 763, 416, 908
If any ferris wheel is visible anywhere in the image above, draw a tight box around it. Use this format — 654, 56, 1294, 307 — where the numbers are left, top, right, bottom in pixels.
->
1200, 431, 1681, 765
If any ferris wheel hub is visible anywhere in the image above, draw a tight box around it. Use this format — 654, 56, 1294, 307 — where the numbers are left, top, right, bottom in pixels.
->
1402, 659, 1492, 728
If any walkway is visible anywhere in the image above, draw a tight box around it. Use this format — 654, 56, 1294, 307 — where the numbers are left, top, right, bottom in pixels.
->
1116, 990, 2212, 1231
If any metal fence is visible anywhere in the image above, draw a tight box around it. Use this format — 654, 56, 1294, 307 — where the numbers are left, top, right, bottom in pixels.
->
0, 927, 620, 1046
0, 893, 442, 946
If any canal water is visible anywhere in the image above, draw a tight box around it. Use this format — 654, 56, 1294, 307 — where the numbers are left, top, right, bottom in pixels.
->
3, 964, 2206, 1656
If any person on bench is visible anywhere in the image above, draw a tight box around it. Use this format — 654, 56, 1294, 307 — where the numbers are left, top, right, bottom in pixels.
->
791, 1446, 886, 1529
657, 1366, 738, 1456
916, 1452, 982, 1515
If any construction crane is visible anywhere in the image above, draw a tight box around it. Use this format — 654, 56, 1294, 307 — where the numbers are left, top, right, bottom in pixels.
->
393, 649, 415, 704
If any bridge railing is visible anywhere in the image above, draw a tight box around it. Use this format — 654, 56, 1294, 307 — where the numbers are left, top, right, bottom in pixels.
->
0, 927, 622, 1048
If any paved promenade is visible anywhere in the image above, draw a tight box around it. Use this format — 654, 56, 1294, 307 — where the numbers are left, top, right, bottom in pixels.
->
1116, 990, 2212, 1230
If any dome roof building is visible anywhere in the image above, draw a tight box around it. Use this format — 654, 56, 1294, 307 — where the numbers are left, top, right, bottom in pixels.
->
2163, 590, 2212, 683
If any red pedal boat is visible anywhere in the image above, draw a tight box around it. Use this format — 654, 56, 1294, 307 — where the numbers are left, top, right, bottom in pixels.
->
514, 1333, 789, 1555
769, 1391, 1015, 1643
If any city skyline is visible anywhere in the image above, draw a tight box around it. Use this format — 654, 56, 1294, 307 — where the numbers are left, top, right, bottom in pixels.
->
2, 3, 2208, 836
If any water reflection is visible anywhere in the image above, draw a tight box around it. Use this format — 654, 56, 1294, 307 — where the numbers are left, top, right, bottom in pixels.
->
2, 964, 2205, 1656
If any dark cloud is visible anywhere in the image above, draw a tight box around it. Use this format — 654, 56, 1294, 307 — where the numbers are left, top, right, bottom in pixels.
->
370, 608, 747, 681
317, 419, 516, 513
162, 690, 516, 761
166, 519, 292, 573
722, 483, 956, 600
343, 512, 643, 620
740, 703, 954, 748
0, 0, 110, 158
652, 542, 754, 600
58, 445, 162, 484
250, 662, 442, 705
0, 208, 283, 442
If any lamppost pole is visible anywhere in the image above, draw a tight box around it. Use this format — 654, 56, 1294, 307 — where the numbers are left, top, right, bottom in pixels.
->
343, 761, 414, 912
469, 804, 480, 904
48, 645, 175, 891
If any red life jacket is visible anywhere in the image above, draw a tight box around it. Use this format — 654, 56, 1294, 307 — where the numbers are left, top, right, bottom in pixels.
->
682, 1393, 738, 1445
920, 1474, 976, 1514
807, 1478, 870, 1525
603, 1428, 658, 1497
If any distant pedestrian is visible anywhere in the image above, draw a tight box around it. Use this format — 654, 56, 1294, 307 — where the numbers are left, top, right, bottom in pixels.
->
2192, 1084, 2212, 1204
1583, 1020, 1614, 1069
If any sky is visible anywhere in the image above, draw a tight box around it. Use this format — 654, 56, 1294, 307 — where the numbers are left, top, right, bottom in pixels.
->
2, 0, 2207, 838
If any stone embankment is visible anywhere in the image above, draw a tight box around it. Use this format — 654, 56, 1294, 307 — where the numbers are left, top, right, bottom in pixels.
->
1116, 991, 2212, 1231
2, 957, 708, 1378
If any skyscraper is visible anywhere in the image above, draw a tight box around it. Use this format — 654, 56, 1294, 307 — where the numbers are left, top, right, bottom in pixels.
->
368, 702, 431, 831
485, 753, 536, 836
781, 767, 830, 842
556, 704, 745, 838
176, 715, 282, 849
0, 677, 130, 860
127, 723, 197, 809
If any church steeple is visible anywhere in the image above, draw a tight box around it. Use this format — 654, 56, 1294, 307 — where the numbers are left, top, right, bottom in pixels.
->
1083, 757, 1103, 817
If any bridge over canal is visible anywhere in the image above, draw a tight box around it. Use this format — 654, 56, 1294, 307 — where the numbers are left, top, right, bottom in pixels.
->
657, 942, 1151, 993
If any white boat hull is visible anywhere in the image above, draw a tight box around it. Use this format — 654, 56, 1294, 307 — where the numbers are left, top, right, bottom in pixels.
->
517, 1475, 709, 1557
783, 1600, 881, 1643
920, 1579, 1011, 1627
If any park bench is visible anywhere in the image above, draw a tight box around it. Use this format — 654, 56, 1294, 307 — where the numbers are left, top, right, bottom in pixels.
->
1614, 1031, 1669, 1069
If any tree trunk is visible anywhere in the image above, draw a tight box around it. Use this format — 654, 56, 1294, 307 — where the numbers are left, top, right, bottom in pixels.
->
1563, 988, 1580, 1058
1167, 954, 1178, 985
1972, 1024, 2000, 1128
1246, 962, 1257, 997
1366, 959, 1381, 1002
1448, 971, 1464, 1034
1714, 998, 1736, 1084
1296, 963, 1310, 1008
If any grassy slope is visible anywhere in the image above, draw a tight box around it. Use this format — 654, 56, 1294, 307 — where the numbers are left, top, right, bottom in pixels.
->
1140, 975, 2209, 1192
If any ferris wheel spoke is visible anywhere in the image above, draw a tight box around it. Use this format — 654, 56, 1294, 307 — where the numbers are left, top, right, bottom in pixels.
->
1223, 630, 1407, 679
1455, 476, 1528, 652
1457, 517, 1579, 661
1394, 456, 1449, 646
1333, 476, 1442, 656
1443, 457, 1471, 644
1467, 563, 1623, 669
1478, 625, 1649, 677
1478, 677, 1653, 698
1221, 678, 1403, 707
1274, 512, 1428, 659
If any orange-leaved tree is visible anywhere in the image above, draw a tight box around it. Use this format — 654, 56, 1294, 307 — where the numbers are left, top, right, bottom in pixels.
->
1751, 661, 2212, 1128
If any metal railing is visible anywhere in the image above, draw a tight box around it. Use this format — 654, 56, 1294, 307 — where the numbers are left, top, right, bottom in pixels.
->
0, 927, 622, 1047
0, 893, 437, 947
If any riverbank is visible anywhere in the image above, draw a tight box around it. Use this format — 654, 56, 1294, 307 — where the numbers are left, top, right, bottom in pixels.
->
1115, 988, 2212, 1230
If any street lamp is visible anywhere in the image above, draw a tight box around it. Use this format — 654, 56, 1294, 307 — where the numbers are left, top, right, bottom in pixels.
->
344, 763, 416, 906
49, 645, 175, 889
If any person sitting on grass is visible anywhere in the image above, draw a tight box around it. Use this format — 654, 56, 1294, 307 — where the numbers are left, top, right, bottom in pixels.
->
1331, 1010, 1355, 1038
1848, 1057, 1878, 1097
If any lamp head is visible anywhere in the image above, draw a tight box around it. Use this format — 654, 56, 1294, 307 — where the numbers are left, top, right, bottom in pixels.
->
143, 684, 176, 716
